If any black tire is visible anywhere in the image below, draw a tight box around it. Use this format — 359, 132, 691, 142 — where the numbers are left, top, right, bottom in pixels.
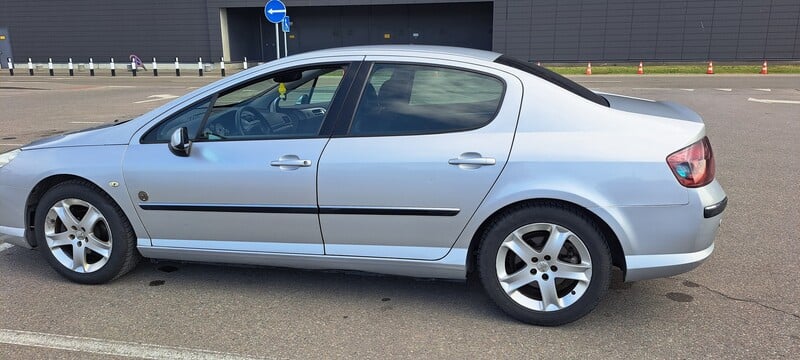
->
34, 180, 140, 284
477, 202, 612, 326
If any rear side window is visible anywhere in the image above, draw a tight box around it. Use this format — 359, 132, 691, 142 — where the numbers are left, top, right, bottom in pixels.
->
494, 56, 609, 107
349, 64, 504, 136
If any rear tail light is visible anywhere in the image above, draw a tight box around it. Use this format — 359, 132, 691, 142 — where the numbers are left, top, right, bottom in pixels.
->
667, 136, 715, 188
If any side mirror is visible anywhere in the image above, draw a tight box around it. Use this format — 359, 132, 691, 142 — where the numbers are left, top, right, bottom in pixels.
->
296, 94, 310, 105
168, 127, 192, 157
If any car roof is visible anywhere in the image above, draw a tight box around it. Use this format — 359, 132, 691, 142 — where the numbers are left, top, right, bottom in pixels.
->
294, 45, 503, 62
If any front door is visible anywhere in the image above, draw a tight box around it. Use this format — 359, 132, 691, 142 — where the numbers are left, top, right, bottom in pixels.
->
318, 58, 523, 260
124, 63, 355, 254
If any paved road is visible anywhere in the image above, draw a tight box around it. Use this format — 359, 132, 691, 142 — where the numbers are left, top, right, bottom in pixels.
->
1, 74, 798, 359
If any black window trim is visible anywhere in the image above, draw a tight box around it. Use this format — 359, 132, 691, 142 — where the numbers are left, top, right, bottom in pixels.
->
331, 61, 508, 138
494, 56, 610, 107
139, 61, 362, 144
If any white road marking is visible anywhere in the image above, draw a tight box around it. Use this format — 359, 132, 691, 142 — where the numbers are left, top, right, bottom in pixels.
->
754, 88, 771, 92
0, 329, 262, 360
69, 121, 105, 124
680, 89, 695, 92
0, 243, 13, 252
105, 85, 136, 88
579, 80, 623, 83
715, 88, 733, 92
134, 94, 179, 104
632, 87, 672, 91
747, 97, 800, 105
0, 143, 23, 146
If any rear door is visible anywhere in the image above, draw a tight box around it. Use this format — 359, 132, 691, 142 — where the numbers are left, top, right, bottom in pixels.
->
317, 57, 523, 260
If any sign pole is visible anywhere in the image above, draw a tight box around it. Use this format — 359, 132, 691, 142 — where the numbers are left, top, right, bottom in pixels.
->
283, 30, 288, 57
265, 0, 287, 60
275, 23, 280, 60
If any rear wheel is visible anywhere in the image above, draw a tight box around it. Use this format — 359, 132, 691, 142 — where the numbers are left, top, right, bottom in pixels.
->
34, 180, 140, 284
478, 203, 611, 326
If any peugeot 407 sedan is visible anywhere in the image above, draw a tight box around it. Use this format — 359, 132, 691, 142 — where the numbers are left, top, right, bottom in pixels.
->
0, 46, 726, 325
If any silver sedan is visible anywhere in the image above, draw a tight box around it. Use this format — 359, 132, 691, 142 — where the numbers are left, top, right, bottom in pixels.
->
0, 46, 726, 325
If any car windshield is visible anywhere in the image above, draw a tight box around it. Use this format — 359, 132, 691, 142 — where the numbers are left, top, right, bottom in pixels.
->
494, 56, 609, 107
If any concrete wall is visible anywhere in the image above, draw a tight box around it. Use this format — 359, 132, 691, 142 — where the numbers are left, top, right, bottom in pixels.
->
1, 0, 798, 63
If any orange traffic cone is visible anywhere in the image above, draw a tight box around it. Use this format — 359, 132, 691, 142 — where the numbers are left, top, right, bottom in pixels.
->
585, 62, 592, 75
760, 60, 768, 74
706, 61, 714, 74
637, 61, 644, 75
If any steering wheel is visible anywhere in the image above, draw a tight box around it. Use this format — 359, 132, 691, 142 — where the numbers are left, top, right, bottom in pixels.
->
234, 106, 271, 136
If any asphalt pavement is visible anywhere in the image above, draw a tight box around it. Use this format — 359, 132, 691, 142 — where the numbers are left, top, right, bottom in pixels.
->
0, 73, 798, 359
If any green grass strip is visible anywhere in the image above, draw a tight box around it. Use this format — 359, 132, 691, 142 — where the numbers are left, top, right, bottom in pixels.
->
545, 64, 800, 75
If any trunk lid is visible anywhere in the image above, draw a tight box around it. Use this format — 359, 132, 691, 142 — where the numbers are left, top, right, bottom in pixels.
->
599, 93, 703, 123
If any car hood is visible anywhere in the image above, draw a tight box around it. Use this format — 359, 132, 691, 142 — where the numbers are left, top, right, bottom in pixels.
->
599, 93, 703, 123
21, 120, 138, 150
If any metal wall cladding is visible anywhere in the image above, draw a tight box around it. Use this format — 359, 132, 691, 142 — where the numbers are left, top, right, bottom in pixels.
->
1, 0, 798, 62
494, 0, 800, 61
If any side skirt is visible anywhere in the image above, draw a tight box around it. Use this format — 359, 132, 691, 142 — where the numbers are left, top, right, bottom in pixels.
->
137, 246, 468, 280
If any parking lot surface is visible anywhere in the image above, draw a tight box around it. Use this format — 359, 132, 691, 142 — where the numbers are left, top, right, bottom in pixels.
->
1, 74, 799, 359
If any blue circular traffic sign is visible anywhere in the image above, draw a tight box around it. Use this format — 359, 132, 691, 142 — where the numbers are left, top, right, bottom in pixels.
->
264, 0, 287, 24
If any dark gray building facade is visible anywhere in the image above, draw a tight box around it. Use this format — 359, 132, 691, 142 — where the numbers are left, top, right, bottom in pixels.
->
1, 0, 799, 65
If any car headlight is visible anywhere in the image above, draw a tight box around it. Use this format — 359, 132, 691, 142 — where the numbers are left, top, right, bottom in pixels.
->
0, 149, 21, 169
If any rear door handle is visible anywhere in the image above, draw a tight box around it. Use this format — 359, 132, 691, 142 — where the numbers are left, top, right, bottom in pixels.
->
271, 155, 312, 170
448, 152, 496, 169
448, 158, 496, 166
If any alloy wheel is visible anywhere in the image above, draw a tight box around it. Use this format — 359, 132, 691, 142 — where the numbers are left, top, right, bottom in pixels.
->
44, 198, 113, 273
495, 223, 592, 311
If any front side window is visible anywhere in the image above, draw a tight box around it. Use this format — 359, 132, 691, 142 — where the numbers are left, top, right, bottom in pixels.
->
349, 64, 504, 136
143, 65, 347, 143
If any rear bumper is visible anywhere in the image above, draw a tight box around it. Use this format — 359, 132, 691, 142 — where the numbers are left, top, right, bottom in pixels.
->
606, 181, 726, 282
625, 195, 727, 281
625, 242, 714, 282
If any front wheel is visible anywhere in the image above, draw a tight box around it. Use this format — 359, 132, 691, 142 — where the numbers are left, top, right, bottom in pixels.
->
34, 180, 140, 284
478, 203, 612, 326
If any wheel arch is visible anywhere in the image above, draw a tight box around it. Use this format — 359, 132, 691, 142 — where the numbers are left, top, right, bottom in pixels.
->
465, 198, 626, 278
24, 174, 127, 248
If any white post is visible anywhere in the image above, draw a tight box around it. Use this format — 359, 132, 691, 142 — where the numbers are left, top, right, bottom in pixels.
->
283, 30, 288, 57
175, 57, 180, 76
48, 58, 54, 76
89, 58, 95, 76
68, 58, 74, 76
220, 57, 226, 77
28, 57, 33, 76
275, 23, 280, 60
152, 57, 158, 76
198, 57, 203, 76
131, 58, 137, 76
243, 57, 248, 70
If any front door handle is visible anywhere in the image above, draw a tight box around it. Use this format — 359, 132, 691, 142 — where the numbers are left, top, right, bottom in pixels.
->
271, 155, 312, 170
449, 152, 496, 169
